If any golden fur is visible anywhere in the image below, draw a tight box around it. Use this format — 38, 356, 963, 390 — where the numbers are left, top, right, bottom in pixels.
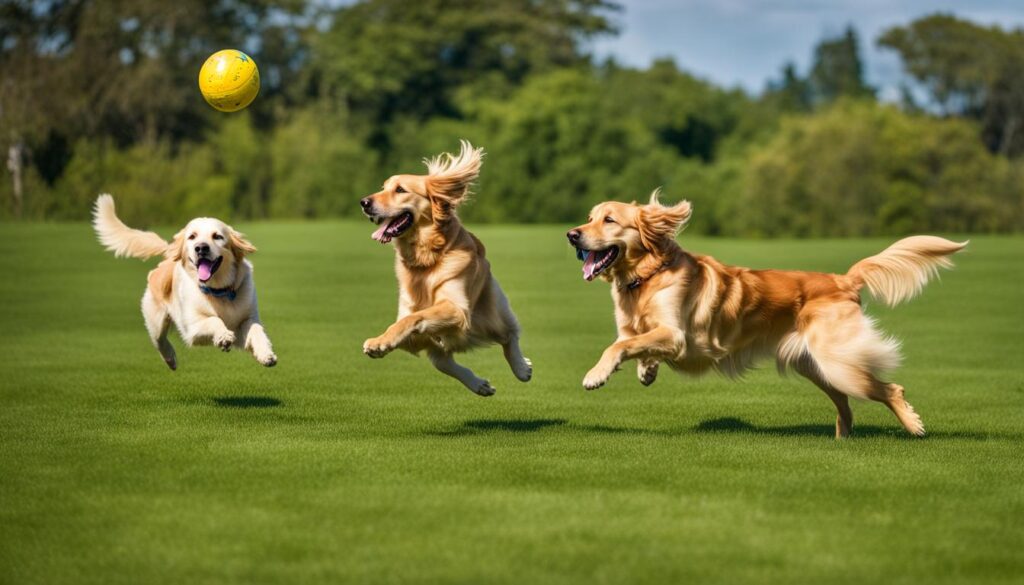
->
92, 194, 276, 370
568, 190, 967, 438
359, 141, 531, 396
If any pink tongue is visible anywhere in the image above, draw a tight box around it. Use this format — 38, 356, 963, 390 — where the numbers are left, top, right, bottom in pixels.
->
582, 251, 598, 281
197, 259, 213, 281
371, 222, 390, 243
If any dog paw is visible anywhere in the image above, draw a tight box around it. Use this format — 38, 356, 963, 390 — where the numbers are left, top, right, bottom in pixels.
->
513, 357, 532, 382
363, 336, 394, 359
638, 362, 659, 386
215, 330, 235, 352
258, 352, 277, 367
583, 364, 613, 390
164, 357, 177, 371
470, 379, 496, 397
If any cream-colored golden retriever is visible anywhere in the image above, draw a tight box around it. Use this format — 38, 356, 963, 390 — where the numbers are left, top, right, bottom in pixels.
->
92, 194, 276, 369
567, 190, 966, 438
359, 141, 531, 396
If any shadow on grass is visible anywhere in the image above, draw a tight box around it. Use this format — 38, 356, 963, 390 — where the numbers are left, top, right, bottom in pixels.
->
213, 396, 282, 408
427, 418, 685, 437
429, 418, 567, 436
694, 416, 1004, 440
430, 415, 1009, 440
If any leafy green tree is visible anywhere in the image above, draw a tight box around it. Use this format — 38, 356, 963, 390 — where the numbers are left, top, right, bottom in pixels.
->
808, 26, 874, 105
766, 62, 812, 113
309, 0, 619, 133
739, 100, 1019, 236
880, 14, 1024, 156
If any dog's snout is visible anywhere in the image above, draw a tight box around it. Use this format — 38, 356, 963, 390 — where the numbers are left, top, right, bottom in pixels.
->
567, 229, 581, 244
195, 243, 210, 255
360, 197, 373, 211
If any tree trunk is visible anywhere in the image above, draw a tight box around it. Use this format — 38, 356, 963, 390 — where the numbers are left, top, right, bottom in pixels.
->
998, 115, 1018, 158
7, 140, 24, 219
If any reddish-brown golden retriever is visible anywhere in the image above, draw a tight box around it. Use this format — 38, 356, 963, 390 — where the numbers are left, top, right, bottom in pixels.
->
567, 190, 966, 438
359, 141, 531, 396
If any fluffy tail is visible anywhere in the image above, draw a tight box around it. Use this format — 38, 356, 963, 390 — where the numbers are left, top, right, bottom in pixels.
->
846, 236, 967, 307
92, 194, 168, 260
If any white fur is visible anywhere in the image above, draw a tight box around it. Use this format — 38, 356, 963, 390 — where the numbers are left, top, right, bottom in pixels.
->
93, 195, 276, 370
92, 194, 167, 259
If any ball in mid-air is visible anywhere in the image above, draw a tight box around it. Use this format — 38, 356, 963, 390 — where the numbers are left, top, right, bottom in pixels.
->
198, 49, 260, 112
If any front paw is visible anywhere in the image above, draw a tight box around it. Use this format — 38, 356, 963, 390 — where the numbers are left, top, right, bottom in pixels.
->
583, 362, 615, 390
363, 336, 395, 358
258, 352, 277, 367
470, 379, 496, 397
215, 330, 235, 352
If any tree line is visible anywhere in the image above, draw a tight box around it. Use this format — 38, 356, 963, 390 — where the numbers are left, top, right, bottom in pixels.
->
1, 1, 1022, 235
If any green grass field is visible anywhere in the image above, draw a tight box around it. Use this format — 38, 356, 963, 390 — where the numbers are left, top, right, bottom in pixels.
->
1, 222, 1022, 584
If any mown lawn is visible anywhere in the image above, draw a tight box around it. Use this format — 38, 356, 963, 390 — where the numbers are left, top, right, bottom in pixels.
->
1, 222, 1022, 585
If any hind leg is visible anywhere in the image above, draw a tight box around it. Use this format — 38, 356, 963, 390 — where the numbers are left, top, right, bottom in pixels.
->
502, 335, 532, 382
428, 350, 495, 397
493, 281, 531, 382
142, 292, 176, 370
794, 362, 853, 439
799, 300, 923, 436
867, 380, 925, 436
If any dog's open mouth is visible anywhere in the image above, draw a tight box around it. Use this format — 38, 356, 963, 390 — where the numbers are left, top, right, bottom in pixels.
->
576, 246, 619, 281
371, 211, 414, 244
195, 257, 223, 283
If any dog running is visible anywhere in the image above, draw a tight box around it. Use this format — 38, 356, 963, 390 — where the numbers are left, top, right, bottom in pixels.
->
92, 194, 276, 370
567, 189, 966, 437
359, 141, 532, 396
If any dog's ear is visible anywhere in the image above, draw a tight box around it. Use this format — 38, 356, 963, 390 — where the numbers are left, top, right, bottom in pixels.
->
423, 140, 483, 214
638, 189, 692, 251
228, 228, 257, 258
166, 229, 186, 263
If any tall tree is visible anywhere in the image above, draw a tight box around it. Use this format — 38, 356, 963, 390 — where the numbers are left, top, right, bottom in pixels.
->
879, 14, 1024, 156
0, 0, 307, 216
808, 26, 874, 105
766, 61, 812, 112
310, 0, 620, 134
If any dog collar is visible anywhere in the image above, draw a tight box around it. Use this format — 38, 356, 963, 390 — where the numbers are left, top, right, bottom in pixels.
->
621, 262, 670, 292
199, 285, 237, 301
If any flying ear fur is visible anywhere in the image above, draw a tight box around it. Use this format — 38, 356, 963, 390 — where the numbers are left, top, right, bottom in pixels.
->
423, 140, 483, 205
638, 189, 692, 252
229, 229, 257, 257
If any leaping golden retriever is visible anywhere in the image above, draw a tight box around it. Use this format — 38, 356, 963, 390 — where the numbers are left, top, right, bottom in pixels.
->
567, 190, 966, 438
359, 141, 531, 396
92, 195, 276, 369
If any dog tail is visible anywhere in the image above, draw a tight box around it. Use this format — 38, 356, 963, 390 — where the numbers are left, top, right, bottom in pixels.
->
846, 236, 967, 307
92, 194, 168, 260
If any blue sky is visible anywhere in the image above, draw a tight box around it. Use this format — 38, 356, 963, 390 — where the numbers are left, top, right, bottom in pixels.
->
589, 0, 1024, 97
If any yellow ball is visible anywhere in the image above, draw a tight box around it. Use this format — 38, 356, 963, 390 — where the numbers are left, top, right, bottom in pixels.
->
198, 49, 260, 112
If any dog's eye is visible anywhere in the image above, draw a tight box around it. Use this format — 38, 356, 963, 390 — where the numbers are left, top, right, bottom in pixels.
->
395, 185, 406, 193
212, 234, 224, 241
604, 216, 616, 224
187, 233, 197, 240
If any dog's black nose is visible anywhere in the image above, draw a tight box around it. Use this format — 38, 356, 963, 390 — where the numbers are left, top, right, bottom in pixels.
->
195, 243, 210, 255
567, 229, 581, 244
359, 197, 373, 210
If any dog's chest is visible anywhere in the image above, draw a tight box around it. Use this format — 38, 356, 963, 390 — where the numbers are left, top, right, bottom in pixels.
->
211, 297, 250, 329
396, 268, 449, 314
616, 287, 681, 335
